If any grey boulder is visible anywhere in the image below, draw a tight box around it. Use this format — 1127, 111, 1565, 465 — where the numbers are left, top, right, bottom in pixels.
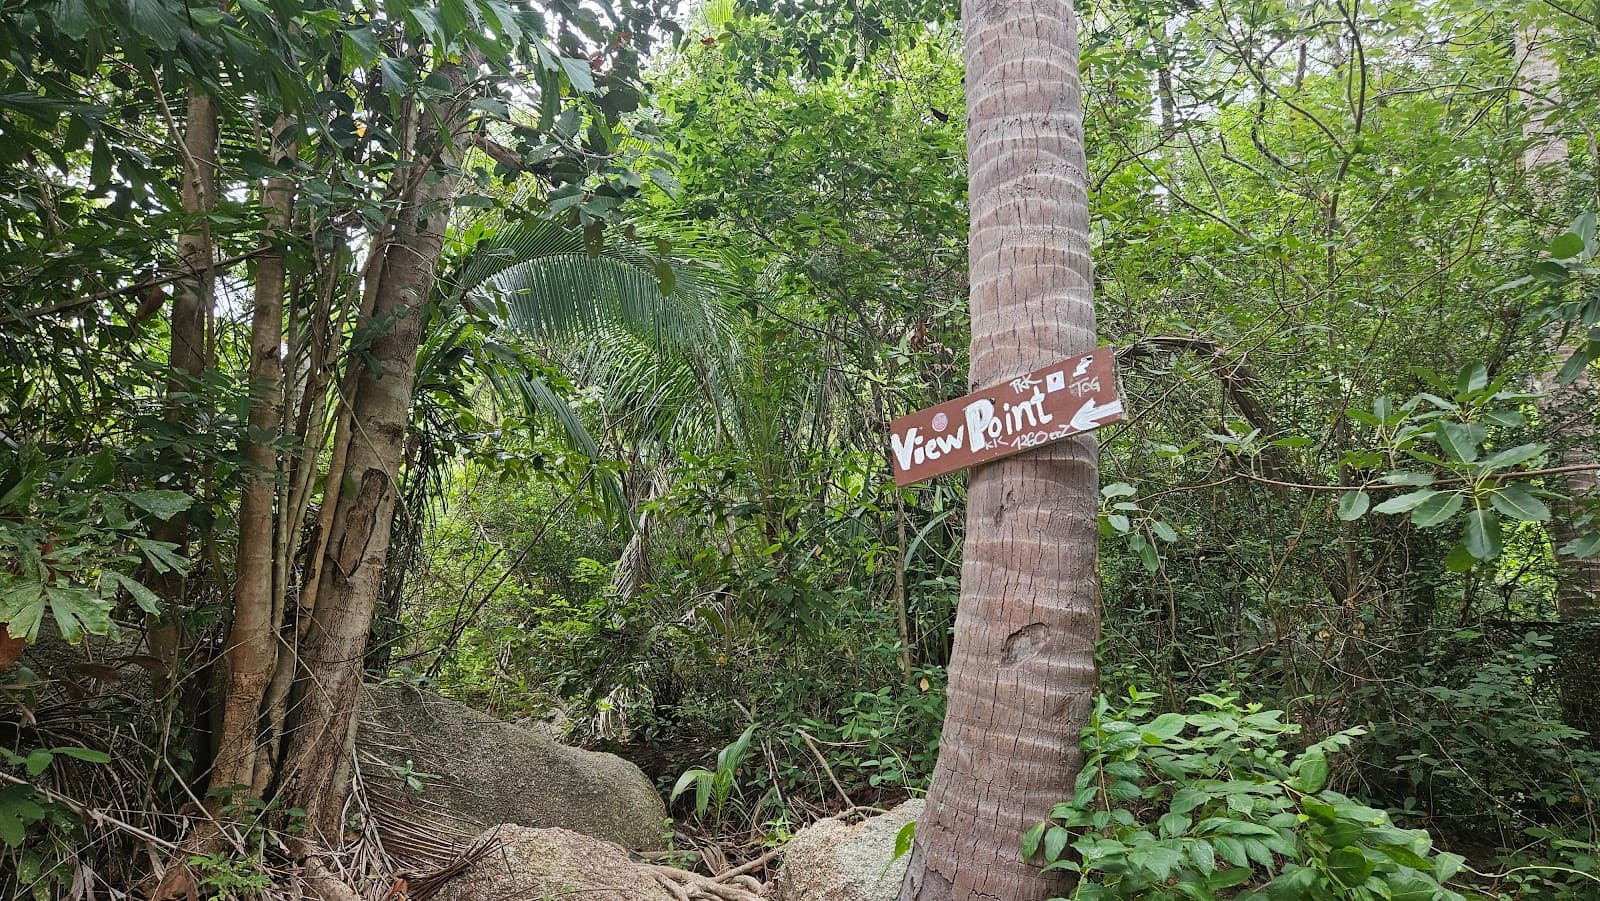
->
769, 799, 923, 901
359, 682, 667, 851
433, 825, 675, 901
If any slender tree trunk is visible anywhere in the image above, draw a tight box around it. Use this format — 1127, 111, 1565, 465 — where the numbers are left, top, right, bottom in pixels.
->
273, 62, 474, 841
900, 2, 1100, 899
1519, 25, 1598, 618
212, 120, 296, 798
147, 87, 219, 674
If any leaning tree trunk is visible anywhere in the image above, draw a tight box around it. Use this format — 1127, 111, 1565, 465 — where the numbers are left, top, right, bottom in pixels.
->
900, 1, 1101, 899
212, 120, 296, 799
273, 61, 475, 841
1519, 23, 1598, 619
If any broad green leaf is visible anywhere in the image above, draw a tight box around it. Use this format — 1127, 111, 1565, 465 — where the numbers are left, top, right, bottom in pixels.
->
1489, 484, 1550, 522
1021, 821, 1046, 859
1159, 811, 1192, 838
1190, 838, 1216, 875
1550, 231, 1584, 260
1410, 491, 1464, 528
1463, 509, 1502, 561
1044, 825, 1071, 861
47, 586, 110, 643
1289, 754, 1329, 793
1444, 540, 1477, 573
1142, 712, 1186, 743
1327, 846, 1376, 886
1171, 787, 1207, 815
1432, 421, 1478, 463
1477, 443, 1545, 471
1456, 362, 1487, 395
1560, 532, 1600, 558
1374, 489, 1436, 515
559, 56, 596, 94
1336, 490, 1369, 521
24, 749, 52, 776
121, 490, 192, 521
103, 573, 157, 616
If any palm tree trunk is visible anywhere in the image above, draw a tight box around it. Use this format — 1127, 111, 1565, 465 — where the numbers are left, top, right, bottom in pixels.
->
900, 1, 1100, 899
273, 61, 475, 841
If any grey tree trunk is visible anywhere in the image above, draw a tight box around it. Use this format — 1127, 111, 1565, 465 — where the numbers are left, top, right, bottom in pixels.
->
274, 61, 475, 841
1519, 25, 1598, 619
899, 1, 1101, 899
213, 119, 296, 798
147, 87, 219, 675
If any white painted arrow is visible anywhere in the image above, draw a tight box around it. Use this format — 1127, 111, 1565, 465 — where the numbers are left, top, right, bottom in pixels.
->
1069, 397, 1123, 432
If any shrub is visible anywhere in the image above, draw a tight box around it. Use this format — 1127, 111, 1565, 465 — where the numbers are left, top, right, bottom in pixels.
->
1028, 690, 1469, 900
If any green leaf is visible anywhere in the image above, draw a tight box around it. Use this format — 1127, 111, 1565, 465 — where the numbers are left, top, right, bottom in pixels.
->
1171, 787, 1207, 815
1560, 532, 1600, 558
1336, 490, 1369, 521
1380, 471, 1436, 487
1456, 362, 1488, 395
51, 747, 110, 764
1489, 484, 1550, 522
892, 820, 915, 862
1190, 838, 1217, 875
1463, 509, 1503, 561
1159, 812, 1192, 838
343, 25, 381, 66
24, 749, 52, 776
1410, 491, 1464, 528
1129, 844, 1184, 881
1477, 443, 1545, 471
122, 490, 193, 521
1289, 754, 1329, 793
1213, 836, 1250, 868
1374, 489, 1436, 515
1550, 231, 1584, 260
47, 586, 110, 643
1433, 421, 1478, 463
1044, 825, 1071, 861
558, 56, 596, 94
1021, 821, 1046, 859
131, 537, 188, 574
1142, 712, 1186, 743
1444, 540, 1477, 572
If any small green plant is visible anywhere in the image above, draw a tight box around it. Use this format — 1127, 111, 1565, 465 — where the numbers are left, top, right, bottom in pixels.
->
187, 851, 273, 899
671, 723, 756, 829
1027, 690, 1469, 900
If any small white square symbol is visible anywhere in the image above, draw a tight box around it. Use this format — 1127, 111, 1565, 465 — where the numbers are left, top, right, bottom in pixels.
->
1046, 371, 1065, 392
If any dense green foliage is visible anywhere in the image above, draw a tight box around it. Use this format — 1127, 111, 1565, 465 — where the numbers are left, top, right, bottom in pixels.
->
1, 0, 1598, 894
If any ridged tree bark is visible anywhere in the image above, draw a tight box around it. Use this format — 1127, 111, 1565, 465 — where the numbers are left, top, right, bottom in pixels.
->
900, 1, 1100, 899
1519, 24, 1598, 619
212, 120, 295, 798
273, 61, 475, 841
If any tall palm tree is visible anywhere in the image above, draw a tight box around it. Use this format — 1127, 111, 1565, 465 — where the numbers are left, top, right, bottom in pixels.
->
899, 0, 1100, 898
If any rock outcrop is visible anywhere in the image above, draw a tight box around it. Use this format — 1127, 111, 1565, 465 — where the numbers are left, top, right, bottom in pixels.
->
433, 826, 675, 901
359, 682, 667, 851
768, 799, 923, 901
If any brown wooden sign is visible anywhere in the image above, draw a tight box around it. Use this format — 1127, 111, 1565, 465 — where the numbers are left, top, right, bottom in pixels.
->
889, 346, 1124, 486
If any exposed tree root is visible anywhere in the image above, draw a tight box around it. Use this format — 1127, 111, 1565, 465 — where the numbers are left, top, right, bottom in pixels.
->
647, 863, 767, 900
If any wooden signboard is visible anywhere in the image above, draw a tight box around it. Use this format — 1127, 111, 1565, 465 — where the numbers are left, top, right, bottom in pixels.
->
889, 346, 1124, 486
